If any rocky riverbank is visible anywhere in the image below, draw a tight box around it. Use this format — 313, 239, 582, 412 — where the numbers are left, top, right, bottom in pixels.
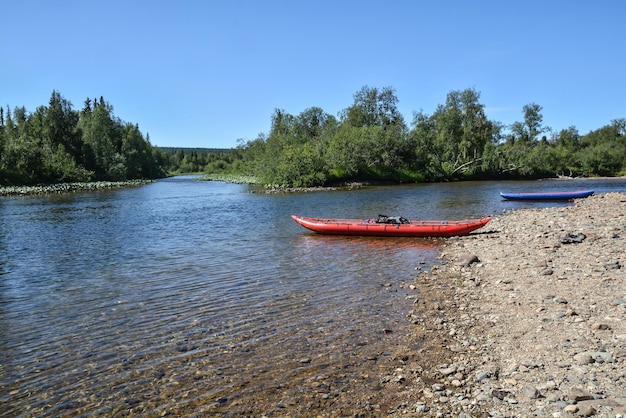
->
0, 180, 152, 196
401, 192, 626, 417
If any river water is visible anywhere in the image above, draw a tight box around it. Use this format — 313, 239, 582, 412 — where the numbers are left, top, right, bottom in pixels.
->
1, 176, 624, 416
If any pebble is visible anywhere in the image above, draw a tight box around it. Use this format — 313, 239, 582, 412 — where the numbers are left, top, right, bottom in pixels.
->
408, 192, 626, 417
0, 180, 151, 195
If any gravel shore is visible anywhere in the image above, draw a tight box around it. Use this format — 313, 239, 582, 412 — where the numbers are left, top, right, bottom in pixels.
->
0, 180, 151, 196
404, 192, 626, 417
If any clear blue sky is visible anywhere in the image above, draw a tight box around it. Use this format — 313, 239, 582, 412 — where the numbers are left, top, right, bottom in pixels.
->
2, 0, 624, 149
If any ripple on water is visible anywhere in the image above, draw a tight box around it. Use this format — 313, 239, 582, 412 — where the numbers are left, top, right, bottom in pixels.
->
0, 179, 453, 416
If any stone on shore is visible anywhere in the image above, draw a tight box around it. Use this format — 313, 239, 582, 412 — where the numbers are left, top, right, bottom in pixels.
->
409, 192, 626, 416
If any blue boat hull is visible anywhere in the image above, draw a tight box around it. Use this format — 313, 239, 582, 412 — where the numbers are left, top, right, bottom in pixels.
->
500, 190, 594, 200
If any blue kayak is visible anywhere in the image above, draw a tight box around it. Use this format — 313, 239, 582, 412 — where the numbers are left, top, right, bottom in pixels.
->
500, 190, 594, 200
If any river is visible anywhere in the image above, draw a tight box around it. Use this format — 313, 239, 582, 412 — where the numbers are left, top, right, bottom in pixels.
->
1, 176, 624, 416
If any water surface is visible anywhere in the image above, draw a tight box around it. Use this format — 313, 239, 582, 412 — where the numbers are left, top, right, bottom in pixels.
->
1, 176, 624, 416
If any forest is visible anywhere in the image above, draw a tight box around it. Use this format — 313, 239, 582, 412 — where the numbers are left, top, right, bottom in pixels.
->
0, 91, 166, 185
1, 87, 625, 188
237, 86, 626, 188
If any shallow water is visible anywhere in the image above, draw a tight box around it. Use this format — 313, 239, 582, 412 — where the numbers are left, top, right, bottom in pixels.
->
1, 176, 624, 416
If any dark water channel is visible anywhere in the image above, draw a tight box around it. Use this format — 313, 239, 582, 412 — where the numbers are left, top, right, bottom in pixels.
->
1, 176, 624, 416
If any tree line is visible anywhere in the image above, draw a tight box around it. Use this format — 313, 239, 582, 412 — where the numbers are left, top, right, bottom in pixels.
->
237, 86, 626, 188
0, 91, 166, 185
158, 147, 244, 176
0, 90, 246, 185
2, 87, 625, 188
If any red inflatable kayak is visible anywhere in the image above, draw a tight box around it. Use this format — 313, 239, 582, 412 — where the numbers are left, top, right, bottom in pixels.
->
291, 215, 490, 237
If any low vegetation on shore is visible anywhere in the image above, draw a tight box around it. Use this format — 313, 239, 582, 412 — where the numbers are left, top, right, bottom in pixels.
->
0, 180, 151, 196
200, 173, 258, 184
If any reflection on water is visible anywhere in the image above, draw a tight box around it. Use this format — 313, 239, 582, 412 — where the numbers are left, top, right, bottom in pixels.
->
0, 176, 624, 416
0, 178, 442, 416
